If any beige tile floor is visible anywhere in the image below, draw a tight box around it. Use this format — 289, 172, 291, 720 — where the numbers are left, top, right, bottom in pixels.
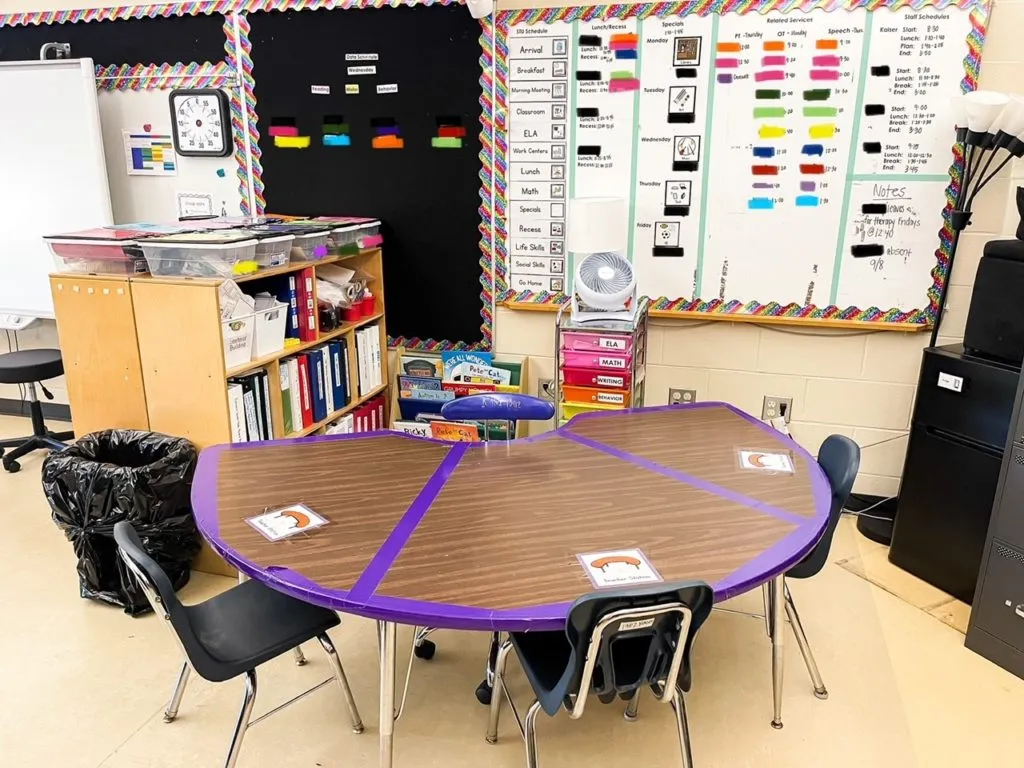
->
0, 413, 1020, 768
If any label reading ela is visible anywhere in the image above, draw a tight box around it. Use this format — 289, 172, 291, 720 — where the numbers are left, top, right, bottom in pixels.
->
345, 53, 379, 61
937, 371, 964, 393
598, 356, 627, 369
738, 451, 794, 473
347, 65, 376, 76
377, 83, 399, 95
598, 336, 626, 350
310, 84, 330, 95
577, 548, 663, 588
245, 503, 328, 542
345, 83, 359, 95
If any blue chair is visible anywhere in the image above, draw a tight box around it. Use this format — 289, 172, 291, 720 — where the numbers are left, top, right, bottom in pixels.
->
486, 582, 714, 768
412, 393, 555, 706
772, 434, 860, 704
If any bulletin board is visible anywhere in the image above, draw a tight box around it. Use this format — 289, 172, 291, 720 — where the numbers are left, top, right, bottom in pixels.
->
496, 0, 990, 328
248, 4, 492, 349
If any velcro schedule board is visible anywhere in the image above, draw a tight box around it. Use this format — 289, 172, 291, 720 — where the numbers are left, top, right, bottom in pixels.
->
249, 5, 487, 348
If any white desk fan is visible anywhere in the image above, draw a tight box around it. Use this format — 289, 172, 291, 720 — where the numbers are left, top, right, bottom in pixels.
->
567, 197, 638, 324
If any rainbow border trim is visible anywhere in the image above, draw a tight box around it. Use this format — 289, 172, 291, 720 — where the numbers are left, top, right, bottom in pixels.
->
94, 61, 234, 90
496, 0, 991, 327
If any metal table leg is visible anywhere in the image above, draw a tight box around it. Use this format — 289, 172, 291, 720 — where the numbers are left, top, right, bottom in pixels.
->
378, 620, 397, 768
770, 574, 785, 729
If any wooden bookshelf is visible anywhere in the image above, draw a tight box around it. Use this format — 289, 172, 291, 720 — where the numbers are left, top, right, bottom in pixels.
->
50, 247, 390, 577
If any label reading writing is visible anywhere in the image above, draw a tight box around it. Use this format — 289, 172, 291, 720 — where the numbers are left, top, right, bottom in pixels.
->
596, 375, 624, 387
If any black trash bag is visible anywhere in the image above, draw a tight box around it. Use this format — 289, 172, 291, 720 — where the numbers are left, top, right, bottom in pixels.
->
42, 430, 201, 615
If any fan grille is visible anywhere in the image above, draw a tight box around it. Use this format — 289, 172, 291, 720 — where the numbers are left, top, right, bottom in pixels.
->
577, 252, 634, 295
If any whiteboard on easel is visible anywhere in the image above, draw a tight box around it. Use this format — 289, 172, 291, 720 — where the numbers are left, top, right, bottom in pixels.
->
0, 58, 112, 318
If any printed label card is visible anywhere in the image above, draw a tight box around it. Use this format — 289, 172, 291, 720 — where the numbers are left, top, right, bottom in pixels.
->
738, 450, 794, 473
577, 549, 663, 588
246, 503, 328, 542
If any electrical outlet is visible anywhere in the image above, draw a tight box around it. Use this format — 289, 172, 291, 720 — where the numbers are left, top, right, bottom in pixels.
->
669, 388, 697, 406
762, 395, 793, 423
537, 378, 555, 401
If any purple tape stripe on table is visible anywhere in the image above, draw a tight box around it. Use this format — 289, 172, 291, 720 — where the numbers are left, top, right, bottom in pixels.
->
561, 430, 809, 527
347, 442, 470, 601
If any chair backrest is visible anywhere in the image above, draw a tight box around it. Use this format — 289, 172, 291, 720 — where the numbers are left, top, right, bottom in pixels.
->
563, 581, 713, 719
439, 393, 554, 441
788, 434, 860, 579
113, 521, 217, 675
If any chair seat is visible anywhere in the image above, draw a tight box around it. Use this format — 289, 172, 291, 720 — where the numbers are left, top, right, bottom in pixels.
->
0, 349, 64, 384
186, 579, 340, 682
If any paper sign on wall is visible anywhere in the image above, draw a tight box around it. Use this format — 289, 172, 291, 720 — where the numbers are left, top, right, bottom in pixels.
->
738, 451, 794, 473
577, 549, 662, 588
377, 84, 399, 95
123, 131, 176, 176
246, 503, 328, 541
176, 192, 214, 219
345, 53, 379, 61
311, 85, 330, 95
348, 66, 376, 76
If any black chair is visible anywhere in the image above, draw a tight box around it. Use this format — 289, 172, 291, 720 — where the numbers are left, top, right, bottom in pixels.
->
113, 522, 363, 768
770, 433, 860, 701
0, 349, 74, 472
486, 581, 714, 768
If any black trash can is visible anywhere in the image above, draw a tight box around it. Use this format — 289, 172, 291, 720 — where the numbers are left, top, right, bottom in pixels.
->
42, 430, 201, 614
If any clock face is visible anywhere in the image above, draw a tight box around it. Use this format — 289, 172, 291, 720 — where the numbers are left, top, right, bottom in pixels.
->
171, 91, 229, 156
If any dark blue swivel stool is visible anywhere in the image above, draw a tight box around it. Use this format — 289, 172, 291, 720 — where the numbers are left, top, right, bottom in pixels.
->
0, 349, 74, 472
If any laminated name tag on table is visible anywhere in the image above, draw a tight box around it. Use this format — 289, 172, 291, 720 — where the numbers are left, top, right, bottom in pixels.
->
245, 503, 328, 541
738, 451, 794, 473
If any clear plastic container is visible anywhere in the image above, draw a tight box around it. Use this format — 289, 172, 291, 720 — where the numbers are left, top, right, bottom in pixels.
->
292, 230, 330, 260
328, 224, 362, 255
140, 231, 258, 278
45, 227, 151, 275
252, 233, 293, 268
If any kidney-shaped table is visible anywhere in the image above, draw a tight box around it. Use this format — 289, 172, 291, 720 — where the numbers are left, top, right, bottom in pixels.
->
192, 402, 831, 767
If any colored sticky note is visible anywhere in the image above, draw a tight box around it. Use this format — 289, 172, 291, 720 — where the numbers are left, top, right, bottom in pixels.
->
274, 136, 311, 149
609, 78, 640, 93
432, 137, 462, 149
438, 126, 466, 138
763, 41, 785, 51
804, 89, 831, 101
801, 144, 824, 156
803, 106, 838, 117
756, 89, 782, 99
755, 70, 785, 82
717, 41, 741, 53
810, 69, 841, 81
795, 195, 820, 207
609, 33, 638, 44
610, 70, 635, 80
762, 56, 786, 66
759, 125, 786, 139
813, 55, 842, 67
717, 73, 734, 84
716, 58, 740, 68
372, 135, 404, 149
323, 135, 351, 146
808, 124, 836, 139
800, 163, 826, 174
800, 181, 816, 192
748, 198, 774, 210
614, 49, 638, 59
752, 146, 776, 158
322, 123, 350, 134
816, 39, 839, 50
751, 165, 778, 175
269, 125, 299, 137
754, 106, 786, 119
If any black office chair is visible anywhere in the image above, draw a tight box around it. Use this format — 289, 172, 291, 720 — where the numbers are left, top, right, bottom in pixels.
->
414, 393, 556, 707
113, 522, 363, 768
0, 349, 74, 472
770, 433, 860, 701
486, 581, 714, 768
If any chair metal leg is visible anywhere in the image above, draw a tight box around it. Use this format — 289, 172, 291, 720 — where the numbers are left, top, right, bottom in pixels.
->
293, 646, 307, 666
523, 700, 543, 768
163, 661, 191, 723
770, 574, 785, 729
223, 669, 258, 768
671, 687, 694, 768
624, 690, 640, 722
784, 585, 828, 700
475, 632, 501, 705
486, 639, 513, 744
378, 620, 397, 768
317, 633, 364, 734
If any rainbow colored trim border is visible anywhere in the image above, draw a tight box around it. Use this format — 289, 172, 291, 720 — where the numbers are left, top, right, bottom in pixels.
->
0, 0, 494, 351
495, 0, 991, 327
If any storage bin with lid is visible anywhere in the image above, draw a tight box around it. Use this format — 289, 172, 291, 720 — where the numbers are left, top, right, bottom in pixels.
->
562, 384, 631, 407
140, 231, 258, 278
561, 330, 634, 354
45, 227, 151, 275
251, 233, 293, 268
562, 349, 631, 371
561, 367, 632, 390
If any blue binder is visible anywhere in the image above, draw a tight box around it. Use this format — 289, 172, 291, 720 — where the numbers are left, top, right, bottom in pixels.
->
308, 351, 327, 422
328, 341, 347, 407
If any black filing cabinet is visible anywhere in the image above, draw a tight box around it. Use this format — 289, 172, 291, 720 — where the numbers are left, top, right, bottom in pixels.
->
889, 345, 1020, 604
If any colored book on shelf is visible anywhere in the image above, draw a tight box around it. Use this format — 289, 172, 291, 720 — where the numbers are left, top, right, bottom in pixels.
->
375, 396, 385, 429
430, 421, 480, 442
297, 266, 317, 341
494, 361, 523, 387
399, 354, 443, 379
321, 347, 335, 415
338, 338, 351, 404
397, 397, 445, 421
279, 364, 294, 435
233, 377, 259, 441
286, 274, 300, 337
227, 383, 247, 443
442, 381, 496, 397
310, 350, 327, 423
296, 354, 313, 427
399, 388, 454, 402
392, 420, 430, 437
287, 358, 302, 434
256, 369, 272, 440
441, 351, 493, 380
328, 341, 347, 408
399, 375, 442, 392
371, 327, 382, 389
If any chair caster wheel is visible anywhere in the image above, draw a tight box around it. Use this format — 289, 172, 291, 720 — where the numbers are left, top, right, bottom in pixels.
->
3, 458, 20, 473
414, 640, 436, 660
813, 688, 829, 700
771, 720, 784, 730
475, 680, 492, 705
